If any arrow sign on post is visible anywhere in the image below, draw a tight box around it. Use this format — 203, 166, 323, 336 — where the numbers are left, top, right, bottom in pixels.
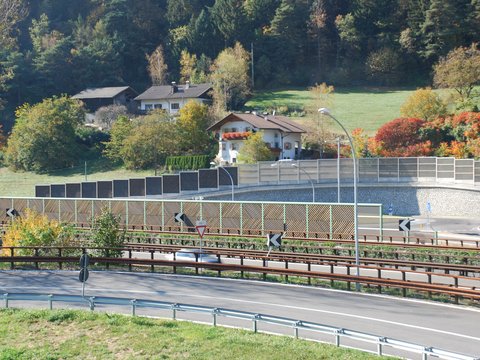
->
174, 212, 185, 223
6, 208, 18, 217
399, 219, 411, 232
267, 233, 282, 248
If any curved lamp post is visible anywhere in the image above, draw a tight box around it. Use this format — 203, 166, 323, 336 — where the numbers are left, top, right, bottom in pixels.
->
318, 108, 360, 290
211, 162, 234, 201
291, 163, 315, 203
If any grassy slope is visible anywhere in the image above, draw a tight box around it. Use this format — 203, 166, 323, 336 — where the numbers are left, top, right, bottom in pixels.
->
0, 159, 154, 197
245, 87, 414, 134
0, 309, 380, 360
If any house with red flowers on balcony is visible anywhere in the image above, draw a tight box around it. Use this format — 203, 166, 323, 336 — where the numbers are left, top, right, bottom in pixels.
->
207, 112, 306, 164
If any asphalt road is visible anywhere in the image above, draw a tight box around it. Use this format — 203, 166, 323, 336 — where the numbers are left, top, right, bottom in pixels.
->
1, 270, 479, 358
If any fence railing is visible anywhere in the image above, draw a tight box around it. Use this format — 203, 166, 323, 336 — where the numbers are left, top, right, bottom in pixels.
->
1, 293, 477, 360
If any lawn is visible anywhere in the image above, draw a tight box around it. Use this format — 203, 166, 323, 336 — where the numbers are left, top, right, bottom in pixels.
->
0, 159, 154, 197
245, 87, 416, 134
0, 308, 381, 360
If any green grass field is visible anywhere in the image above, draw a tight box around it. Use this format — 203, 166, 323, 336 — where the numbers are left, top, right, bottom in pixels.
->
245, 87, 416, 134
0, 159, 154, 197
0, 309, 381, 360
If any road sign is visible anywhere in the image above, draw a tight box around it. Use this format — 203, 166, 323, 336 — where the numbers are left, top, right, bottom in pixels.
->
399, 219, 411, 232
174, 212, 185, 222
6, 208, 17, 217
196, 219, 207, 238
267, 233, 282, 248
388, 204, 393, 216
79, 254, 90, 268
79, 268, 89, 283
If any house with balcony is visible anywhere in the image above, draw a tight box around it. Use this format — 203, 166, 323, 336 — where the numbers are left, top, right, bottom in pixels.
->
135, 81, 212, 114
208, 112, 306, 164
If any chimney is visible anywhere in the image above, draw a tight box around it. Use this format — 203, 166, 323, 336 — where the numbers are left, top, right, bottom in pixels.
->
171, 81, 178, 93
185, 80, 190, 89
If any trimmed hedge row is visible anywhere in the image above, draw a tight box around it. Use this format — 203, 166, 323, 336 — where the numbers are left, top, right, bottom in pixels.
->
165, 155, 211, 171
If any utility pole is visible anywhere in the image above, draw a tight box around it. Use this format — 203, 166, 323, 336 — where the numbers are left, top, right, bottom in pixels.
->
251, 42, 254, 89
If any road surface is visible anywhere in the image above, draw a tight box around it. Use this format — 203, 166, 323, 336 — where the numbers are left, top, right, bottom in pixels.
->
0, 270, 479, 358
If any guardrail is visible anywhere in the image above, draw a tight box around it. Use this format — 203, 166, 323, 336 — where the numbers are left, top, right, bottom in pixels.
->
1, 293, 477, 360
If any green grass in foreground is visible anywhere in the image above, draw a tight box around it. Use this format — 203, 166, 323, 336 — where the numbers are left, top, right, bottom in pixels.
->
0, 309, 382, 360
245, 87, 416, 134
0, 158, 154, 197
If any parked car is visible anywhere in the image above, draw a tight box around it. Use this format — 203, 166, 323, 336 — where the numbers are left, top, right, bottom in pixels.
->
165, 248, 220, 263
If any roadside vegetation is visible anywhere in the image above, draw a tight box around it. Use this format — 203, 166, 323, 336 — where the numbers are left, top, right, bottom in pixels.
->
0, 309, 380, 360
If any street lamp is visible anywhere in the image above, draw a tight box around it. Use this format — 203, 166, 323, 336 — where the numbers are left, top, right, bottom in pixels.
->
210, 162, 234, 201
271, 162, 315, 202
318, 108, 360, 290
292, 163, 315, 203
336, 137, 341, 203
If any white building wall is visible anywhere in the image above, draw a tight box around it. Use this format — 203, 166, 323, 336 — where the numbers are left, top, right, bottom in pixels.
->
140, 98, 207, 114
215, 121, 303, 164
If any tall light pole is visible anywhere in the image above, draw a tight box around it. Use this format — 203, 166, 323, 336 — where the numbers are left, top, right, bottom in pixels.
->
337, 137, 341, 203
291, 163, 315, 203
271, 162, 315, 202
211, 162, 234, 201
318, 108, 360, 291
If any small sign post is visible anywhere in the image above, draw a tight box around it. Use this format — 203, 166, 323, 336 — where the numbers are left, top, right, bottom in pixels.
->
195, 219, 207, 261
79, 253, 90, 297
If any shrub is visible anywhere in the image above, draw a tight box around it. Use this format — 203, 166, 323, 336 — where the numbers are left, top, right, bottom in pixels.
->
2, 209, 75, 256
400, 88, 447, 121
375, 118, 424, 152
91, 208, 126, 258
165, 155, 210, 171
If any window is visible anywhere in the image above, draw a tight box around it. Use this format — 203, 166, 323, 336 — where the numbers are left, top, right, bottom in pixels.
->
231, 143, 238, 150
265, 142, 271, 149
245, 127, 251, 132
231, 127, 237, 132
274, 142, 279, 148
222, 143, 226, 151
144, 104, 153, 110
274, 133, 279, 138
171, 103, 180, 110
223, 128, 230, 133
154, 104, 162, 109
284, 142, 292, 150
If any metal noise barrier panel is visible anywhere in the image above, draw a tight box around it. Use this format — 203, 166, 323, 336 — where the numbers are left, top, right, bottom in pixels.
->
0, 197, 382, 239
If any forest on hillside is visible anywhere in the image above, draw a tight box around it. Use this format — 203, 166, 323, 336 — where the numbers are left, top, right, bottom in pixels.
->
0, 0, 479, 129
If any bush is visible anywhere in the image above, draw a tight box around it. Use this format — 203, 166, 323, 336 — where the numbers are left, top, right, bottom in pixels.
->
400, 88, 447, 121
2, 209, 75, 256
91, 208, 126, 258
165, 155, 210, 171
375, 117, 425, 152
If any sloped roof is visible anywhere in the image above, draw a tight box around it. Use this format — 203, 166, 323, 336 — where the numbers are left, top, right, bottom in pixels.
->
207, 113, 306, 133
72, 86, 134, 99
135, 83, 212, 101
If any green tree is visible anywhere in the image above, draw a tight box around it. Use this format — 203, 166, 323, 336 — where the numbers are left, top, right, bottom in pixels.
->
211, 42, 250, 112
5, 95, 85, 172
177, 100, 213, 154
400, 88, 447, 121
121, 111, 179, 170
103, 115, 134, 163
365, 47, 402, 86
237, 131, 274, 163
91, 207, 126, 258
433, 44, 480, 109
211, 0, 250, 46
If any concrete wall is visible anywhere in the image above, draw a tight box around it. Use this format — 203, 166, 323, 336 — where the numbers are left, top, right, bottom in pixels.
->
204, 184, 480, 217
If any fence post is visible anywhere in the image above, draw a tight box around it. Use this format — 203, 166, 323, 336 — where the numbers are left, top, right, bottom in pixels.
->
172, 304, 177, 320
335, 329, 342, 347
4, 293, 8, 308
252, 315, 259, 333
48, 294, 53, 310
294, 321, 301, 339
89, 297, 95, 311
377, 337, 385, 356
131, 299, 137, 316
212, 308, 218, 326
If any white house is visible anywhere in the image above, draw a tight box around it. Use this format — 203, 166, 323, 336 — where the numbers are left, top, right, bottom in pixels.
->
208, 112, 306, 164
135, 81, 212, 114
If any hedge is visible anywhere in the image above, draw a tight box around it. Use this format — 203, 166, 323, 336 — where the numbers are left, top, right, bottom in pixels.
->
165, 155, 211, 171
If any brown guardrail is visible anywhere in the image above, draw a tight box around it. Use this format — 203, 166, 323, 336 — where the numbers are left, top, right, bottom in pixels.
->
1, 246, 479, 304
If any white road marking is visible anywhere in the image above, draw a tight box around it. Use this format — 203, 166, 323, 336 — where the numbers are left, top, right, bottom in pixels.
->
2, 284, 479, 343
